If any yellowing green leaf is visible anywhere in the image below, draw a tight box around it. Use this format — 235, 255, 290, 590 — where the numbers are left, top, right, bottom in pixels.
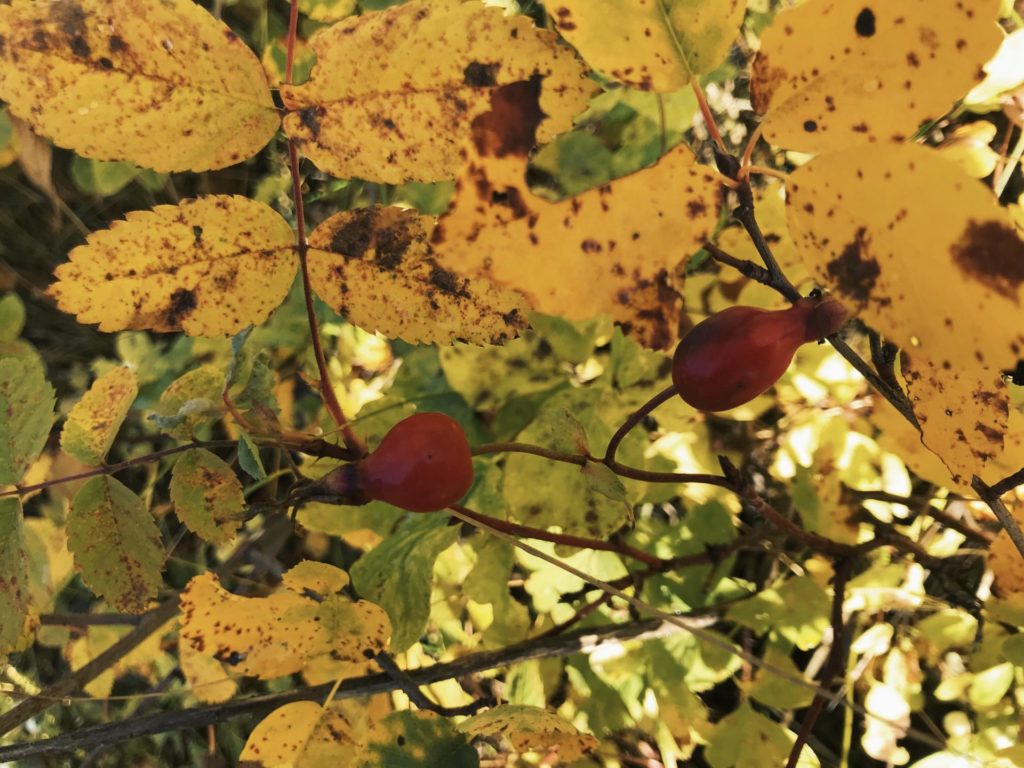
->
179, 563, 390, 680
60, 365, 138, 465
151, 364, 226, 440
68, 476, 163, 614
705, 702, 814, 768
180, 638, 238, 705
300, 0, 358, 23
360, 711, 478, 768
308, 206, 529, 345
0, 357, 55, 485
280, 0, 593, 183
459, 704, 599, 761
0, 293, 26, 342
23, 517, 75, 614
752, 0, 1001, 152
433, 80, 720, 349
551, 0, 745, 89
169, 449, 245, 545
50, 196, 297, 337
241, 701, 360, 767
0, 0, 278, 172
0, 498, 36, 654
744, 646, 816, 710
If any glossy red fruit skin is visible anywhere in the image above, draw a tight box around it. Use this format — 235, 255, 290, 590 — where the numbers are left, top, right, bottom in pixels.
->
359, 412, 474, 513
672, 297, 848, 412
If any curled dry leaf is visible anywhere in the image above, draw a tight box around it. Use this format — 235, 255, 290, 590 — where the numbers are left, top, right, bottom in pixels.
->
308, 206, 529, 346
280, 0, 594, 183
50, 196, 297, 337
752, 0, 1001, 152
0, 0, 278, 172
432, 79, 720, 349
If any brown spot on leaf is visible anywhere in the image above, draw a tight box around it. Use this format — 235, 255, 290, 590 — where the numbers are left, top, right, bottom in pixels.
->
374, 218, 414, 269
827, 227, 879, 305
490, 186, 529, 219
470, 76, 544, 158
463, 61, 499, 87
854, 8, 876, 37
299, 106, 325, 136
950, 220, 1024, 302
427, 262, 471, 299
167, 288, 197, 326
330, 209, 376, 259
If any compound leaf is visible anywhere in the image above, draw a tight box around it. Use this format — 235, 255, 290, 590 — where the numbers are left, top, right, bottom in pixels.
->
0, 0, 278, 172
50, 196, 297, 337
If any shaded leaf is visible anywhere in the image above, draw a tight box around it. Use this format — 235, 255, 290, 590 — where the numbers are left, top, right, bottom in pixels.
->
238, 431, 267, 481
459, 704, 598, 761
68, 476, 163, 614
308, 206, 529, 345
0, 357, 55, 485
170, 449, 245, 545
60, 365, 138, 465
705, 702, 815, 768
551, 0, 745, 89
359, 711, 478, 768
0, 0, 278, 172
150, 363, 225, 439
0, 498, 36, 654
50, 195, 297, 337
752, 0, 1001, 152
432, 80, 720, 349
280, 0, 593, 183
0, 293, 26, 342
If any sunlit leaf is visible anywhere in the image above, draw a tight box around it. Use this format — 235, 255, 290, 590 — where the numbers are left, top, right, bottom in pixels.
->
551, 0, 745, 89
169, 449, 245, 545
753, 0, 1001, 152
280, 0, 593, 183
68, 476, 163, 614
0, 0, 278, 172
459, 704, 598, 761
433, 80, 720, 349
50, 196, 298, 337
180, 637, 238, 705
308, 206, 529, 345
705, 702, 815, 768
60, 365, 138, 465
0, 357, 55, 485
241, 701, 360, 766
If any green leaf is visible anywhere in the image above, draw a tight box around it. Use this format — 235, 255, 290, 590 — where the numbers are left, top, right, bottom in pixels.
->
705, 702, 815, 768
60, 366, 138, 465
68, 477, 163, 614
1002, 634, 1024, 666
350, 514, 459, 651
918, 609, 978, 655
727, 575, 831, 650
237, 432, 266, 481
464, 539, 530, 646
170, 449, 245, 545
0, 357, 55, 485
968, 662, 1015, 709
746, 644, 816, 710
360, 711, 478, 768
150, 364, 225, 439
0, 293, 26, 342
582, 460, 629, 503
0, 498, 35, 653
70, 156, 140, 197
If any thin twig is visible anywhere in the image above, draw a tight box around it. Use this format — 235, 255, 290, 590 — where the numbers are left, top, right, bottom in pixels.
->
972, 475, 1024, 561
704, 241, 772, 283
374, 652, 494, 717
603, 384, 677, 463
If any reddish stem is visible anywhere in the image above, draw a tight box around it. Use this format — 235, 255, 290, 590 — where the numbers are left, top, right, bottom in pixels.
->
690, 78, 727, 154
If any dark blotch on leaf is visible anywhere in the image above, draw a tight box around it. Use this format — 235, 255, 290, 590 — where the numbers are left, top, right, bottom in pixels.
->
167, 288, 197, 325
950, 220, 1024, 302
855, 8, 876, 37
108, 34, 126, 52
471, 76, 545, 158
463, 61, 500, 87
330, 209, 376, 260
70, 35, 90, 58
299, 106, 326, 136
827, 227, 879, 306
374, 219, 414, 270
803, 119, 818, 132
490, 187, 529, 219
428, 262, 470, 298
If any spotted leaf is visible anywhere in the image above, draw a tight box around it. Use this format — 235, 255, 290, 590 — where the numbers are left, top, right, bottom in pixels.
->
60, 366, 138, 466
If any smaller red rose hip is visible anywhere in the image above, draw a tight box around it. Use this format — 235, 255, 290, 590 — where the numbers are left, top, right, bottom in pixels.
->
298, 412, 474, 513
672, 296, 848, 412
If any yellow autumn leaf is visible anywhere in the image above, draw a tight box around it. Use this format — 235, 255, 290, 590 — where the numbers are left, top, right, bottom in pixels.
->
458, 704, 600, 761
179, 638, 238, 705
432, 80, 721, 349
787, 144, 1024, 384
308, 206, 529, 346
550, 0, 745, 90
938, 122, 1000, 179
0, 0, 278, 173
50, 196, 297, 337
989, 499, 1024, 593
752, 0, 1001, 152
60, 366, 138, 466
241, 701, 360, 767
280, 0, 593, 183
179, 562, 390, 680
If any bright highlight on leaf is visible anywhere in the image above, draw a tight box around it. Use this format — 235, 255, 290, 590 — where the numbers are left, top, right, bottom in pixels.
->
551, 0, 745, 90
308, 206, 530, 345
280, 0, 593, 183
0, 0, 279, 172
169, 449, 245, 545
432, 80, 720, 349
459, 704, 599, 761
752, 0, 1002, 152
60, 366, 138, 466
50, 196, 298, 337
68, 476, 163, 614
0, 358, 55, 486
179, 562, 391, 680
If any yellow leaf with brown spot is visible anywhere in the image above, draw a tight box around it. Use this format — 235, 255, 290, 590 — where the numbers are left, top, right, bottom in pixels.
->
60, 366, 138, 466
432, 80, 721, 349
50, 196, 297, 337
550, 0, 745, 90
169, 449, 245, 545
179, 638, 238, 705
0, 0, 278, 172
459, 704, 599, 761
752, 0, 1001, 152
280, 0, 593, 183
241, 702, 360, 767
179, 563, 390, 680
308, 206, 529, 346
787, 144, 1024, 419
